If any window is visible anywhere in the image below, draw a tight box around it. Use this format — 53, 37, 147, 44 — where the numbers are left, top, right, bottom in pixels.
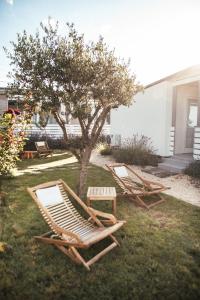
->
188, 104, 198, 128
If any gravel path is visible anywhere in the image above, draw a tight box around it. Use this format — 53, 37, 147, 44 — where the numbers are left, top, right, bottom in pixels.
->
90, 151, 200, 208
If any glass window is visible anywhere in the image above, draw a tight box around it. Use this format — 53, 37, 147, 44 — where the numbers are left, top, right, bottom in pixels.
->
188, 104, 198, 127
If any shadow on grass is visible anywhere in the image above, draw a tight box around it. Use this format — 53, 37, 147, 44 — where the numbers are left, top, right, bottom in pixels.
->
0, 160, 200, 300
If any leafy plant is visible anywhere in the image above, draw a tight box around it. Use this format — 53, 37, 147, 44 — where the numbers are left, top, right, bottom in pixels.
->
184, 160, 200, 179
0, 111, 30, 205
113, 135, 160, 166
96, 143, 112, 155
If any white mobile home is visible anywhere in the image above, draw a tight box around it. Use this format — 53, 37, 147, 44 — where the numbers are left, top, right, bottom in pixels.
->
111, 65, 200, 160
0, 89, 110, 137
0, 88, 8, 115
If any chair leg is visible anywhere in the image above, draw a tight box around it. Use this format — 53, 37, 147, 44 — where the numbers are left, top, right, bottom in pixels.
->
35, 234, 120, 271
110, 234, 120, 246
69, 238, 119, 270
86, 242, 118, 268
70, 247, 91, 270
128, 192, 166, 209
55, 245, 82, 265
128, 194, 149, 209
146, 193, 165, 208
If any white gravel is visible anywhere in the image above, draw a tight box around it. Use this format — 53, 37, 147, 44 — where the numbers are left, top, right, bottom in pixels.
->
90, 151, 200, 207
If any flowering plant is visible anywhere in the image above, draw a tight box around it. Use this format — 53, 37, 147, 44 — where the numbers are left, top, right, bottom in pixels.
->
0, 110, 31, 176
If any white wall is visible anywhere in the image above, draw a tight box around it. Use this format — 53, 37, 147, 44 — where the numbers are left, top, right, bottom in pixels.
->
0, 95, 8, 116
111, 81, 173, 156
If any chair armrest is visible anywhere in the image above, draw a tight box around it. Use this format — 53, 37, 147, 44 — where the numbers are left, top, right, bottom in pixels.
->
142, 179, 166, 189
88, 207, 117, 225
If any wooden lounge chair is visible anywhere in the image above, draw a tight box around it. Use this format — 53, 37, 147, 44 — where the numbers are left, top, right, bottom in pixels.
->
27, 179, 125, 270
35, 141, 53, 158
106, 163, 169, 209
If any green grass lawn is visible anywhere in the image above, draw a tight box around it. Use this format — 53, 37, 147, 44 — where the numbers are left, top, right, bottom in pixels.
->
17, 150, 72, 169
0, 156, 200, 300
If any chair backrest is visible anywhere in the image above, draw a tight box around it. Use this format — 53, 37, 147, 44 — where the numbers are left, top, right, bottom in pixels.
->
35, 184, 64, 207
28, 180, 99, 241
113, 166, 129, 178
35, 141, 49, 152
107, 164, 142, 193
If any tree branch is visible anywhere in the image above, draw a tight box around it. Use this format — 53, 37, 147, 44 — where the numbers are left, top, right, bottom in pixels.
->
86, 105, 101, 132
91, 107, 111, 147
53, 111, 68, 141
90, 105, 110, 140
77, 115, 88, 141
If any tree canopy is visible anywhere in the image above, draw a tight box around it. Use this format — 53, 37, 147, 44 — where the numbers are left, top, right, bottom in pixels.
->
5, 19, 142, 195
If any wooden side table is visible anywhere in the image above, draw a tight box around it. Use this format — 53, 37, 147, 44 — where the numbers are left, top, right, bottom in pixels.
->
87, 187, 117, 215
22, 151, 37, 159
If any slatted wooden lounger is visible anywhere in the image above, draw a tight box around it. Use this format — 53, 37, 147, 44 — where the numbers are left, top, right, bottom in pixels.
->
27, 179, 125, 270
35, 141, 53, 158
106, 163, 170, 209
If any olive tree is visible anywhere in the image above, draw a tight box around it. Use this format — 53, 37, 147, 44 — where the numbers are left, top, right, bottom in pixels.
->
5, 20, 141, 196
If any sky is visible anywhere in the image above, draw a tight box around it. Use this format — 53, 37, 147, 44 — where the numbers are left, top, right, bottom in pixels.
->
0, 0, 200, 86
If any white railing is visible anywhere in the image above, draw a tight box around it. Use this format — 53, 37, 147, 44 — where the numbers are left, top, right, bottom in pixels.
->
24, 123, 111, 137
193, 127, 200, 160
169, 126, 175, 156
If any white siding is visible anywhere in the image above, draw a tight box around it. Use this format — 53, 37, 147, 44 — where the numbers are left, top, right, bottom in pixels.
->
25, 124, 111, 137
111, 81, 173, 156
0, 95, 8, 115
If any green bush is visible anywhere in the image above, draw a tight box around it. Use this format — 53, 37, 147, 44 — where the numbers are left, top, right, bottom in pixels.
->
113, 135, 160, 166
100, 146, 112, 156
184, 160, 200, 179
96, 143, 112, 155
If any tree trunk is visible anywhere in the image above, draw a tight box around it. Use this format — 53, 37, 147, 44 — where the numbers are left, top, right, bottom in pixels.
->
78, 146, 92, 198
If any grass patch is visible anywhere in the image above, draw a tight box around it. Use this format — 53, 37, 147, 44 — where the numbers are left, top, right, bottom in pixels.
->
0, 157, 200, 300
17, 150, 72, 170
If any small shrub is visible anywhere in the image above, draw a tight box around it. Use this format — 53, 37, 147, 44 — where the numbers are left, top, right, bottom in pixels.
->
113, 135, 159, 166
96, 143, 112, 156
184, 160, 200, 179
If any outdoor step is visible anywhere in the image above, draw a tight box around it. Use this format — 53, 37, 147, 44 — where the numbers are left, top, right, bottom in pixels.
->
161, 158, 192, 168
172, 155, 194, 162
158, 162, 186, 173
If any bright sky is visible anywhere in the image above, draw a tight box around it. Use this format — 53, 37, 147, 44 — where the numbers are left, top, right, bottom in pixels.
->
0, 0, 200, 86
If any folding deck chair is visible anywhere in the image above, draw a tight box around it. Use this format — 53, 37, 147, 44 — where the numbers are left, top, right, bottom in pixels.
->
27, 179, 125, 270
106, 163, 169, 209
35, 141, 53, 158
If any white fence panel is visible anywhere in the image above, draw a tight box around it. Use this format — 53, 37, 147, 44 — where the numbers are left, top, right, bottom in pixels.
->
23, 123, 111, 138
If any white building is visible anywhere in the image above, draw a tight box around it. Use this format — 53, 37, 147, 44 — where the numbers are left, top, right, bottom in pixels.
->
111, 65, 200, 160
0, 87, 8, 115
0, 89, 110, 137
